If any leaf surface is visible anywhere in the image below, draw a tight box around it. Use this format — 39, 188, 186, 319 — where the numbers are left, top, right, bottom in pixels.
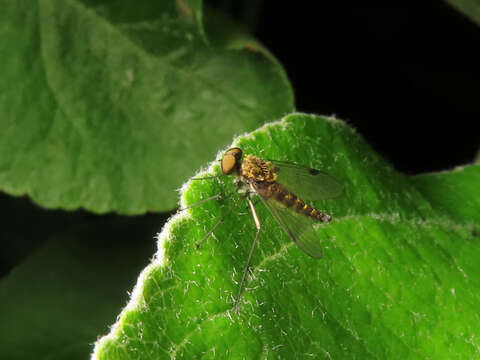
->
93, 114, 480, 359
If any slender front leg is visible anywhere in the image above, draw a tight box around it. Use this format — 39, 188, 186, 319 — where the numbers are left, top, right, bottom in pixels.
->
235, 197, 261, 313
179, 194, 222, 211
195, 206, 235, 249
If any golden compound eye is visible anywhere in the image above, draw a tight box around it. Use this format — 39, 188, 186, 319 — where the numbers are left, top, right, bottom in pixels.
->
221, 147, 243, 175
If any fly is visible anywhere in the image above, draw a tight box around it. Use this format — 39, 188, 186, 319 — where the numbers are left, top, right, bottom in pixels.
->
189, 147, 342, 312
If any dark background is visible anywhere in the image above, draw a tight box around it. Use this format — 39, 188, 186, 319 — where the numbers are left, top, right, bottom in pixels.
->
2, 2, 479, 276
213, 0, 480, 174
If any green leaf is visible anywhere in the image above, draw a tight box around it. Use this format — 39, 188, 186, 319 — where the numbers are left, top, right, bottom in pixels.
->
0, 214, 162, 360
93, 114, 480, 359
0, 0, 293, 214
412, 165, 480, 222
444, 0, 480, 25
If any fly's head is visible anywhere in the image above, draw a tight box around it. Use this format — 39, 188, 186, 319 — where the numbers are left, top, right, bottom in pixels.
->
221, 147, 243, 176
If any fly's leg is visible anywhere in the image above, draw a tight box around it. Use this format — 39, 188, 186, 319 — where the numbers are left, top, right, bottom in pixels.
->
237, 191, 259, 213
235, 196, 261, 314
178, 194, 222, 212
194, 184, 241, 248
180, 170, 238, 213
250, 196, 260, 207
181, 176, 239, 248
195, 206, 234, 248
191, 175, 222, 181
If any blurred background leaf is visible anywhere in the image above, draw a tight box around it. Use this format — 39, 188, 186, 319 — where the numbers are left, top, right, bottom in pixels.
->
0, 0, 293, 214
445, 0, 480, 25
0, 207, 164, 360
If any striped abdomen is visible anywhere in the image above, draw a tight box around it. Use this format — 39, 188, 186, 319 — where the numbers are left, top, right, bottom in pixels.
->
255, 182, 331, 222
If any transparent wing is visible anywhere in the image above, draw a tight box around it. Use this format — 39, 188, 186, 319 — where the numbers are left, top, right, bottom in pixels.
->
270, 160, 343, 201
255, 189, 323, 258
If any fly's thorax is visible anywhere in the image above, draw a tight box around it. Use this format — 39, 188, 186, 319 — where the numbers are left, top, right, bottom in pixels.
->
240, 155, 277, 183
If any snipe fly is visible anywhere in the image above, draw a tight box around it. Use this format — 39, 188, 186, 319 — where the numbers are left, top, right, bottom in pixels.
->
186, 147, 342, 312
